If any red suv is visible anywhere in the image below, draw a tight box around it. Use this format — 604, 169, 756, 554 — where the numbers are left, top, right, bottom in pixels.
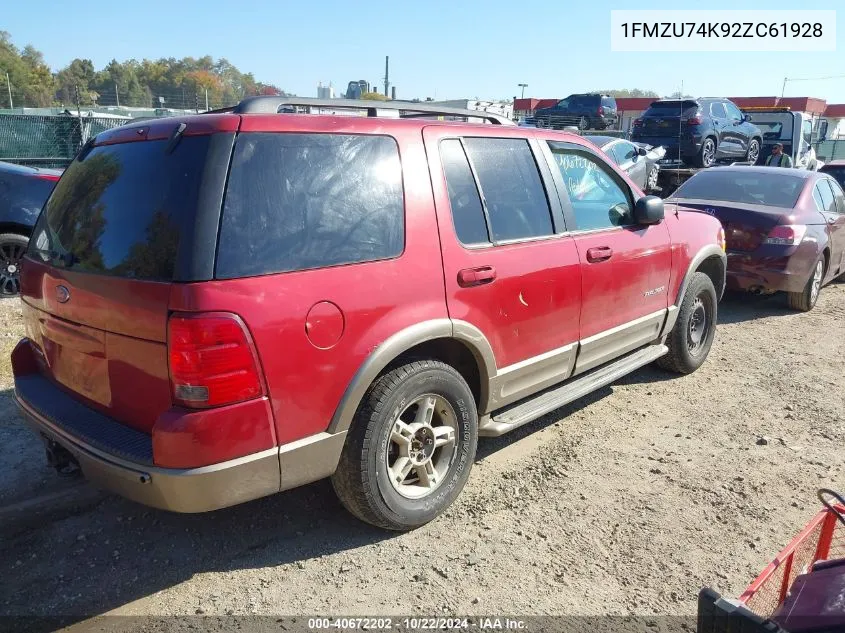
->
12, 97, 726, 530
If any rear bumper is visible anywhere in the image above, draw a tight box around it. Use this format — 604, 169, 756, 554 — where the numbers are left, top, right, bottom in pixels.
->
13, 367, 346, 513
725, 252, 809, 294
632, 134, 700, 159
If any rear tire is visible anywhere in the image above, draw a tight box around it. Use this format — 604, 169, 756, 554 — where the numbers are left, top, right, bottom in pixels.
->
787, 257, 824, 312
331, 360, 478, 531
657, 272, 718, 375
692, 137, 717, 168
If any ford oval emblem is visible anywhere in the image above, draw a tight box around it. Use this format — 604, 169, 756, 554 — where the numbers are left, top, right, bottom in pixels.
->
56, 285, 70, 303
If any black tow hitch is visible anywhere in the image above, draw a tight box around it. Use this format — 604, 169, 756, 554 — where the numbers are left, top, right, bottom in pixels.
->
44, 437, 81, 477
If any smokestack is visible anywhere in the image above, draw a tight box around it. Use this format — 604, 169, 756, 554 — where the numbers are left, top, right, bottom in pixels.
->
391, 86, 396, 100
384, 56, 390, 96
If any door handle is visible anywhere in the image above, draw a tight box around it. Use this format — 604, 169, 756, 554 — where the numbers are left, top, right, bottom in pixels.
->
586, 247, 613, 263
457, 266, 497, 288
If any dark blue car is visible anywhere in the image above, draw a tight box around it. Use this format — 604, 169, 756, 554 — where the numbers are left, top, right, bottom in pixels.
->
0, 161, 62, 295
534, 93, 618, 131
631, 98, 762, 168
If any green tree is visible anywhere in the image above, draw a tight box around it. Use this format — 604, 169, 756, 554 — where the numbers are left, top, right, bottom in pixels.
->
55, 58, 98, 106
361, 91, 388, 101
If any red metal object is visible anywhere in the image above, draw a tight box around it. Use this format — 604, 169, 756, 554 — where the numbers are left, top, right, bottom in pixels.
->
739, 503, 845, 618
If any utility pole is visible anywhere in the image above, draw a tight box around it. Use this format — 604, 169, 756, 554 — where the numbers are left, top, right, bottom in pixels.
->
5, 72, 12, 109
518, 83, 527, 99
205, 88, 209, 112
195, 92, 200, 114
115, 83, 120, 107
384, 56, 390, 97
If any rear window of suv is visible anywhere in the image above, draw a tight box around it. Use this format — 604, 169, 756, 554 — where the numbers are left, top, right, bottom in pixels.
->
215, 133, 404, 279
29, 136, 209, 281
644, 100, 698, 116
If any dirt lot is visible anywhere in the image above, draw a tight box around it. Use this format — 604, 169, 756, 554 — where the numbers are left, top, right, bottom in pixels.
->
0, 285, 842, 628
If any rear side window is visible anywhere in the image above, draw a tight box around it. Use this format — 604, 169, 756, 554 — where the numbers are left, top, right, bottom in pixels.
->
601, 97, 616, 109
709, 102, 727, 119
816, 180, 836, 213
216, 133, 404, 279
439, 139, 489, 245
462, 138, 553, 242
29, 137, 209, 281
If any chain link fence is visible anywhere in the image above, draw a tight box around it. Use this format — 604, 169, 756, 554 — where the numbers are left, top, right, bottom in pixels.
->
813, 139, 845, 162
0, 113, 132, 168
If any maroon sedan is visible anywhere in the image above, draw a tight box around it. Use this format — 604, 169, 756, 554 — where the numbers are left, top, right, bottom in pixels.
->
669, 166, 845, 311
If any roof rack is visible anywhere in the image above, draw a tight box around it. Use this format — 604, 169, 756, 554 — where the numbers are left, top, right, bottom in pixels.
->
227, 96, 515, 125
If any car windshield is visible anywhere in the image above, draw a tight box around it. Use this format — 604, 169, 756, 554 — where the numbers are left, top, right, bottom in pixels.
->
672, 170, 805, 209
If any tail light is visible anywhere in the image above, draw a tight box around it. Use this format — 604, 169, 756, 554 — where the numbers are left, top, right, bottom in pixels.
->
167, 312, 264, 408
35, 174, 60, 182
684, 116, 702, 125
598, 106, 605, 116
763, 224, 807, 246
633, 118, 643, 127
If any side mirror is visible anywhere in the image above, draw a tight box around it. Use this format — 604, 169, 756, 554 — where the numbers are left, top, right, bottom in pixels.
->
743, 113, 752, 122
634, 195, 664, 225
637, 146, 647, 156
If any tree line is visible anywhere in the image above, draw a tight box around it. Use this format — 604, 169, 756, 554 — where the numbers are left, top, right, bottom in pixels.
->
0, 31, 288, 110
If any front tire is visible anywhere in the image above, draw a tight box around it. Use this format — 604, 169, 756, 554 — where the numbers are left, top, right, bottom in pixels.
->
0, 233, 29, 297
657, 272, 718, 375
331, 360, 478, 531
746, 138, 761, 164
646, 166, 659, 192
787, 257, 824, 312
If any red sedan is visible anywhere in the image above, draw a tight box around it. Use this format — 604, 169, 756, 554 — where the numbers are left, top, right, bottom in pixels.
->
669, 166, 845, 311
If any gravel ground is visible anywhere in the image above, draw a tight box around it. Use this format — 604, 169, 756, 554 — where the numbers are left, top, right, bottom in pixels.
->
0, 285, 842, 627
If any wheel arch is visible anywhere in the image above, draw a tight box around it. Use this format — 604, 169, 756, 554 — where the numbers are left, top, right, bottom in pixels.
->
663, 244, 726, 335
327, 320, 496, 435
0, 222, 33, 238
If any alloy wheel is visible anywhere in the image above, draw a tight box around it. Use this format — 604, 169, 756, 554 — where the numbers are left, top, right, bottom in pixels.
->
0, 239, 26, 296
748, 140, 760, 164
646, 167, 659, 191
810, 260, 823, 306
702, 140, 716, 167
386, 394, 458, 499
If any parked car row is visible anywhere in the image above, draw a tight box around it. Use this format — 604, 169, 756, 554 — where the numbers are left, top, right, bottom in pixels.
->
6, 97, 843, 532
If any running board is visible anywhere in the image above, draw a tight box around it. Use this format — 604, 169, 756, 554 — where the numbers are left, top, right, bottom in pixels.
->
478, 344, 668, 437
